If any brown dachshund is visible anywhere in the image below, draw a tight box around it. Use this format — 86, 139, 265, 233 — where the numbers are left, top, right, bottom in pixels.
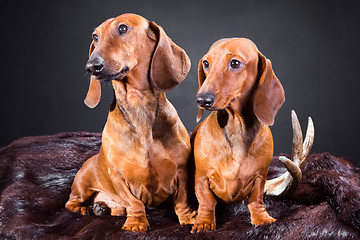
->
65, 13, 196, 232
191, 38, 285, 233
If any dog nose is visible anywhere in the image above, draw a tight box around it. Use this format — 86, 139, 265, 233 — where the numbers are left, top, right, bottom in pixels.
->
86, 57, 105, 75
196, 93, 215, 108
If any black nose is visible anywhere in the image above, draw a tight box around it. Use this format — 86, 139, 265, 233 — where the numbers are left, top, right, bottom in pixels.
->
86, 57, 105, 75
196, 93, 215, 108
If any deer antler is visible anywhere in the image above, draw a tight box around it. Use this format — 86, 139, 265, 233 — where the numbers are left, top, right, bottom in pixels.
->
265, 110, 315, 197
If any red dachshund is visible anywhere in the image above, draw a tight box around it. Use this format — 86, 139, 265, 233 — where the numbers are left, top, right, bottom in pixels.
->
191, 38, 286, 232
65, 13, 195, 232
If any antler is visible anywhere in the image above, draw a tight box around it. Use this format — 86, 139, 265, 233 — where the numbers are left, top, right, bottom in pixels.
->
265, 110, 315, 197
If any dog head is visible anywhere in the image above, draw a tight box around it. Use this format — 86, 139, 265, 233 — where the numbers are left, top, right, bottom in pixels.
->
196, 38, 285, 126
84, 13, 191, 108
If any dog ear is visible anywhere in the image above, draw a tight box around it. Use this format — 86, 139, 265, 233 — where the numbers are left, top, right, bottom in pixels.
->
84, 41, 101, 108
253, 54, 285, 126
197, 58, 206, 94
148, 21, 191, 92
196, 58, 206, 122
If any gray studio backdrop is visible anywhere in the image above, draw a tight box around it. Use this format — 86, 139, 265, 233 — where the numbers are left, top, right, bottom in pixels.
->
1, 0, 359, 165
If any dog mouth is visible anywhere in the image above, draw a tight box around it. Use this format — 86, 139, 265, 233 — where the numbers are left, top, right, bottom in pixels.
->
93, 66, 130, 82
199, 105, 216, 111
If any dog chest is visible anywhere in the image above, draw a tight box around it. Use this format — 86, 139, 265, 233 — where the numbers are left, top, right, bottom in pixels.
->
120, 156, 179, 206
207, 156, 258, 202
102, 134, 183, 206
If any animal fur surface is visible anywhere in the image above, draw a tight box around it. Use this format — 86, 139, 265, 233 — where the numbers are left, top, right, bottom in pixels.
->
0, 132, 359, 239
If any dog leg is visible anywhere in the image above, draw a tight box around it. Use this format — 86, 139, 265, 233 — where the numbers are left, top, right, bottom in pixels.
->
110, 179, 149, 232
110, 207, 126, 216
65, 155, 100, 215
247, 176, 276, 225
122, 203, 149, 232
173, 173, 197, 225
191, 177, 217, 233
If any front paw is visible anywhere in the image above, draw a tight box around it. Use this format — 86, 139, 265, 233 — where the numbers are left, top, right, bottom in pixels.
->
191, 219, 216, 233
121, 216, 150, 233
251, 213, 276, 226
178, 210, 197, 225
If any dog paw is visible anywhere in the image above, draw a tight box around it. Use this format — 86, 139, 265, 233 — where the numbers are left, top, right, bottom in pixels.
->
178, 210, 197, 225
121, 216, 150, 233
93, 202, 110, 216
190, 220, 216, 233
66, 202, 90, 215
251, 215, 276, 226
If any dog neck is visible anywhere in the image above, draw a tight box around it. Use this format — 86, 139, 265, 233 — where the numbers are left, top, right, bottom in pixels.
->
101, 75, 167, 164
111, 79, 161, 132
219, 102, 262, 155
227, 92, 259, 130
219, 108, 260, 133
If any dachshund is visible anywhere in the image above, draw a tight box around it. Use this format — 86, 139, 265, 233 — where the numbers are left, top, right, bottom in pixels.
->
65, 13, 196, 232
191, 38, 285, 233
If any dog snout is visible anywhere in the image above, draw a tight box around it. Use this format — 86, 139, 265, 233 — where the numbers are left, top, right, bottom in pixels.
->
86, 56, 105, 75
196, 93, 215, 108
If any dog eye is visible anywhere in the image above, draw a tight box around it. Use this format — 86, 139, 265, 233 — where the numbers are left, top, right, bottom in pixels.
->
230, 59, 242, 69
203, 60, 210, 69
92, 33, 99, 42
118, 24, 128, 35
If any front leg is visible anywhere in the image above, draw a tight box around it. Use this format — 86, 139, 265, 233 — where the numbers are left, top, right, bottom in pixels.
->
173, 171, 196, 225
112, 178, 149, 232
191, 176, 217, 233
247, 176, 276, 225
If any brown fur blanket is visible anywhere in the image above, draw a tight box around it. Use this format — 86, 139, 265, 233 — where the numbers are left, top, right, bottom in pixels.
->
0, 132, 359, 239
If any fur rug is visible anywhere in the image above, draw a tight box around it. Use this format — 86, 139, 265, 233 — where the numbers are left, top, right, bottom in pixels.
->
0, 132, 359, 239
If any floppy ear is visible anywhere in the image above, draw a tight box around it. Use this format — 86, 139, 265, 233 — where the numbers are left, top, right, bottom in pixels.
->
197, 58, 206, 94
196, 58, 206, 122
84, 41, 101, 108
149, 21, 191, 92
253, 54, 285, 126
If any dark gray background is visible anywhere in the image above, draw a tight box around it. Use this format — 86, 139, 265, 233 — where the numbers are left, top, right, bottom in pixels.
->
1, 1, 359, 165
